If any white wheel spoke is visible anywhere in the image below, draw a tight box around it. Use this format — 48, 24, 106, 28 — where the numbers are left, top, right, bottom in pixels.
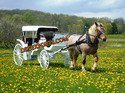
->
13, 44, 23, 66
38, 50, 49, 69
20, 57, 23, 61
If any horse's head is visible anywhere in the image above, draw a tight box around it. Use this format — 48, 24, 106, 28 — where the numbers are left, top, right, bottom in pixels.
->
95, 22, 107, 42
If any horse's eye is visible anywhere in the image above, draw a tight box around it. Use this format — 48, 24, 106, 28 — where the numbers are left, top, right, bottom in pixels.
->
100, 26, 104, 29
102, 32, 105, 33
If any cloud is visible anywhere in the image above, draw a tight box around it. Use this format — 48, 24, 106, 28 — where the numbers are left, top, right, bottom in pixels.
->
46, 0, 125, 19
74, 8, 125, 19
99, 0, 118, 5
74, 12, 110, 18
39, 0, 83, 7
0, 0, 124, 20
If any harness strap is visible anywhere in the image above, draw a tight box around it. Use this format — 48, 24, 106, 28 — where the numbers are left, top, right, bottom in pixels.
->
76, 35, 84, 53
67, 31, 99, 53
86, 31, 99, 46
66, 36, 86, 51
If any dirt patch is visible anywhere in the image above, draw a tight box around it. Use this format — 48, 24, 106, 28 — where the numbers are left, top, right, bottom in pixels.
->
109, 44, 125, 47
107, 39, 125, 41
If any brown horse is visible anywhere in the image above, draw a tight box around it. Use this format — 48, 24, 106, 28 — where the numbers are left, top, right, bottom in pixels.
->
67, 22, 106, 72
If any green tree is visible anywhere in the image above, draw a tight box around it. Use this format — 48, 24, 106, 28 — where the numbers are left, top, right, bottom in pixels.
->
24, 12, 33, 24
76, 24, 82, 34
32, 18, 41, 25
0, 9, 125, 35
111, 22, 118, 34
103, 22, 112, 34
114, 18, 125, 34
83, 22, 90, 33
0, 17, 22, 48
12, 14, 24, 22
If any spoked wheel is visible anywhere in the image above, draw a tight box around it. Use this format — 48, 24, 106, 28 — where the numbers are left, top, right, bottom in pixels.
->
38, 50, 49, 69
13, 44, 24, 66
64, 54, 70, 66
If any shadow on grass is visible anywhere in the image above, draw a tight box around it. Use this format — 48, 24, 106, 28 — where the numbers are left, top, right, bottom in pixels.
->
76, 67, 122, 73
23, 62, 122, 74
73, 67, 108, 73
49, 62, 65, 68
94, 68, 107, 73
23, 62, 40, 66
23, 61, 66, 68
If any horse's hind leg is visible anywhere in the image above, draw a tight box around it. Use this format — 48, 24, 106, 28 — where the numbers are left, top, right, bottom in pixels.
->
70, 54, 74, 70
69, 50, 78, 70
82, 54, 87, 72
69, 50, 74, 69
73, 54, 78, 70
91, 53, 98, 72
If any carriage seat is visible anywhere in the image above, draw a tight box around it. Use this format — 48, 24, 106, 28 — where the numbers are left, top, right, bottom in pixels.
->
26, 38, 33, 46
26, 38, 39, 46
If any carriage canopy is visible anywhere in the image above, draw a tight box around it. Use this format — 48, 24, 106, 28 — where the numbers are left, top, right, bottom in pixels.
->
22, 26, 58, 32
22, 26, 58, 46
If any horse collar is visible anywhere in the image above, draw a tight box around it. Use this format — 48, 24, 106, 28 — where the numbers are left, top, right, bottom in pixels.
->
86, 31, 99, 47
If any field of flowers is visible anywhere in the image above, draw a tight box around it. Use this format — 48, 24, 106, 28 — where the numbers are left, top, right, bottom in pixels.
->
0, 42, 125, 93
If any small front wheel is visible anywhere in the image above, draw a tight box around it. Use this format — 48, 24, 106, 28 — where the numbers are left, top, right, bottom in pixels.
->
64, 53, 70, 66
38, 50, 49, 69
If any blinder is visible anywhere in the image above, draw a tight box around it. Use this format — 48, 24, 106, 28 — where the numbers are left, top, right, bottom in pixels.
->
96, 24, 105, 38
97, 31, 105, 38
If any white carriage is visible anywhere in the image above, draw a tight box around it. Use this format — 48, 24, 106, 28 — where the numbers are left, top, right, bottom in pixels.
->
13, 26, 70, 69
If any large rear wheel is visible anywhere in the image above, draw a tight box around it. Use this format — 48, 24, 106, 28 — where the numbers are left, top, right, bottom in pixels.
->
38, 50, 49, 69
13, 44, 24, 66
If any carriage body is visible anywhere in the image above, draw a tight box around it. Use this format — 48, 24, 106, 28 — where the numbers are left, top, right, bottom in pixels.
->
13, 26, 70, 69
21, 26, 58, 61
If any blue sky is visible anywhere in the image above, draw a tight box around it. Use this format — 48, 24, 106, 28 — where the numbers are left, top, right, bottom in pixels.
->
0, 0, 125, 19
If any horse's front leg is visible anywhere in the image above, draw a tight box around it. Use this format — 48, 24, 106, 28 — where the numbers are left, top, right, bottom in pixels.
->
82, 54, 86, 72
91, 53, 98, 72
70, 54, 74, 70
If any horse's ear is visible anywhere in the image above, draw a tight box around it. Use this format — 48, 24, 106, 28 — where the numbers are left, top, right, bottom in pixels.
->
95, 22, 98, 26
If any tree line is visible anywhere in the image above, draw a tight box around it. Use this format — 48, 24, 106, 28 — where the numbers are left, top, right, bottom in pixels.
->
0, 9, 125, 48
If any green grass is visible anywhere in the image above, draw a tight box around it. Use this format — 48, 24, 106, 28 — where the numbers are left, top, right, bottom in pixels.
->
105, 41, 125, 48
107, 34, 125, 39
0, 43, 125, 93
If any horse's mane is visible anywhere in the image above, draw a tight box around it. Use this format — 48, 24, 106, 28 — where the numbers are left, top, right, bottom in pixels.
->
89, 23, 96, 35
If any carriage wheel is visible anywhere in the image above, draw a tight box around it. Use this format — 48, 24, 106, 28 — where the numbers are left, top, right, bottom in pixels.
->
13, 44, 24, 66
38, 50, 49, 69
64, 54, 70, 66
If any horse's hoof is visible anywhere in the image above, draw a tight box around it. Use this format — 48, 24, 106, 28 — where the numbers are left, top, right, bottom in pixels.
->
91, 68, 96, 72
71, 68, 76, 70
82, 69, 87, 73
71, 67, 74, 70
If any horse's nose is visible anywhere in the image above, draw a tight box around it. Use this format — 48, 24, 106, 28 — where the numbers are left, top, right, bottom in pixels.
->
102, 38, 106, 42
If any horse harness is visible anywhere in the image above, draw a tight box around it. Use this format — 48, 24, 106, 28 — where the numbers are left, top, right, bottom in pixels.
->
66, 27, 105, 54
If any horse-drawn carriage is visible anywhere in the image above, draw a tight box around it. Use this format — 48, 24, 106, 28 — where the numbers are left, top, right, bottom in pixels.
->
13, 22, 106, 72
13, 26, 70, 69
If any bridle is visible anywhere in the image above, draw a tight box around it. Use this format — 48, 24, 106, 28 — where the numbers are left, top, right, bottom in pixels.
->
85, 24, 105, 47
86, 24, 105, 39
96, 24, 105, 38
